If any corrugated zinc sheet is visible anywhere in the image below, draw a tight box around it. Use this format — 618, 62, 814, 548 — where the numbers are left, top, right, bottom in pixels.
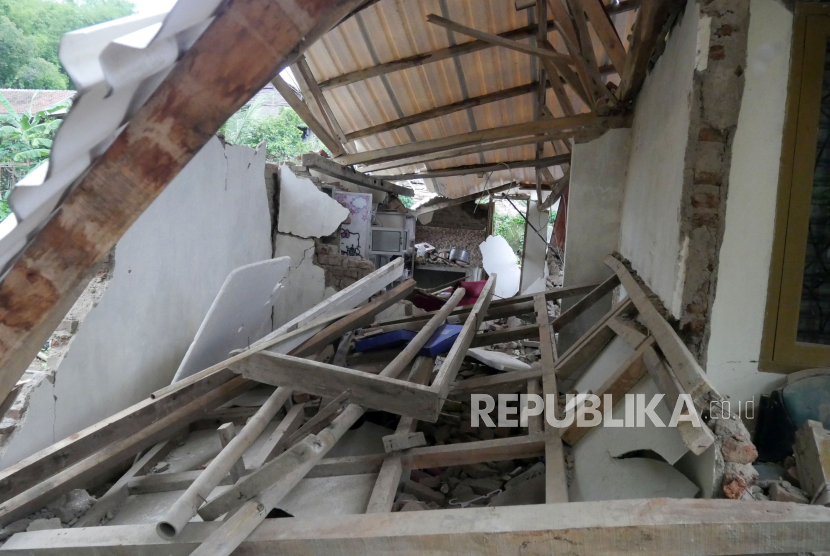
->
303, 0, 636, 198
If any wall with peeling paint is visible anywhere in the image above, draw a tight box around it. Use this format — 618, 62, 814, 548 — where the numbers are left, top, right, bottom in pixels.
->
706, 0, 793, 406
0, 137, 272, 468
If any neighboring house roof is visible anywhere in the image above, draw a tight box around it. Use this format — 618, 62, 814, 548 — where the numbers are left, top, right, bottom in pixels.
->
245, 83, 289, 117
0, 89, 76, 115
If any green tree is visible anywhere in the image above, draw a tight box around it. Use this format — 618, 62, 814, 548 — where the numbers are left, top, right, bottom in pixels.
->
14, 57, 67, 89
0, 16, 37, 87
0, 91, 68, 219
221, 106, 327, 162
0, 0, 135, 89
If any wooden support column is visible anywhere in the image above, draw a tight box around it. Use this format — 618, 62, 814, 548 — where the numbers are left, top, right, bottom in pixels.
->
0, 0, 363, 408
293, 56, 348, 145
534, 294, 568, 503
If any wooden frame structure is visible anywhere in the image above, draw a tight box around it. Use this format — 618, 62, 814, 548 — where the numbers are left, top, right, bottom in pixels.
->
0, 257, 827, 555
0, 0, 824, 554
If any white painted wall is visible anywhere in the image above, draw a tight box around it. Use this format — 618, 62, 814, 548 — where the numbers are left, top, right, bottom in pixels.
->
560, 128, 630, 350
706, 0, 793, 406
619, 0, 699, 318
0, 137, 272, 468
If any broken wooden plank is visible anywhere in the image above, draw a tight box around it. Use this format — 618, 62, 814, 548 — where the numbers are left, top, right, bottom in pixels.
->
74, 440, 176, 527
234, 352, 439, 421
552, 273, 620, 333
7, 499, 830, 555
0, 377, 251, 526
217, 424, 247, 482
127, 470, 236, 496
604, 255, 718, 403
451, 367, 543, 396
431, 276, 496, 400
387, 154, 571, 181
471, 324, 539, 347
157, 387, 291, 538
376, 283, 599, 327
794, 420, 830, 506
555, 297, 636, 382
382, 432, 427, 453
285, 391, 350, 448
301, 153, 414, 196
365, 356, 435, 513
641, 346, 715, 455
336, 113, 599, 166
427, 14, 572, 64
534, 294, 568, 503
248, 403, 306, 469
576, 0, 627, 73
561, 337, 653, 445
290, 279, 416, 357
271, 76, 345, 157
0, 367, 237, 505
0, 0, 363, 408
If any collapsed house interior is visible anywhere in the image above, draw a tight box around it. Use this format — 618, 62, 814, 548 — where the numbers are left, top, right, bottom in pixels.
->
0, 0, 828, 553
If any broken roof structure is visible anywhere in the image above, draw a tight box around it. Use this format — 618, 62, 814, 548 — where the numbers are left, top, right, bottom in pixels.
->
0, 0, 829, 554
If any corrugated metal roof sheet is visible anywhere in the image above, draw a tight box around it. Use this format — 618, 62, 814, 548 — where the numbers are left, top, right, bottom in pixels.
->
303, 0, 636, 197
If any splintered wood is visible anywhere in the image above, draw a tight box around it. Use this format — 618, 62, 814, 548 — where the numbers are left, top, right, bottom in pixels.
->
0, 257, 825, 556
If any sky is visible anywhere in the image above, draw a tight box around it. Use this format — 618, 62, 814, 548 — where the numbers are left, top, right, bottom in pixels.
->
129, 0, 178, 14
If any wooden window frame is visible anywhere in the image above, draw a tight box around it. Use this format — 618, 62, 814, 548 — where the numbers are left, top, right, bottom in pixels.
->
762, 2, 830, 372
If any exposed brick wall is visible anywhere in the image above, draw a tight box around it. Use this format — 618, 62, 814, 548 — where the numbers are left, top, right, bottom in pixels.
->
314, 242, 375, 290
677, 0, 750, 363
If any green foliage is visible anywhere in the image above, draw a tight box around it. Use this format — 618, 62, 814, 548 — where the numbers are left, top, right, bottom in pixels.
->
399, 195, 415, 209
493, 207, 526, 261
220, 106, 326, 162
0, 90, 68, 219
0, 0, 136, 89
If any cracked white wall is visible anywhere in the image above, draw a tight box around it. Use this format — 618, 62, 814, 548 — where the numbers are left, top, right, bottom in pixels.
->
271, 165, 348, 328
706, 0, 793, 406
0, 137, 272, 468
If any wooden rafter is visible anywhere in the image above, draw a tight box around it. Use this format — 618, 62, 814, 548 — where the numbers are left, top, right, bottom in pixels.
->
0, 0, 363, 427
318, 0, 638, 91
363, 130, 579, 172
386, 154, 571, 181
345, 82, 544, 141
293, 56, 348, 145
426, 14, 573, 64
336, 113, 599, 166
302, 153, 414, 196
576, 0, 628, 73
271, 76, 346, 157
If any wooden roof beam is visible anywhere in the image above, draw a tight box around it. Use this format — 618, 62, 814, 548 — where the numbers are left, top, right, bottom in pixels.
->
346, 82, 545, 142
575, 0, 628, 73
0, 0, 363, 408
336, 112, 600, 166
318, 1, 637, 91
302, 153, 414, 196
294, 56, 348, 145
426, 14, 573, 64
387, 154, 571, 181
362, 131, 578, 172
271, 76, 346, 157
